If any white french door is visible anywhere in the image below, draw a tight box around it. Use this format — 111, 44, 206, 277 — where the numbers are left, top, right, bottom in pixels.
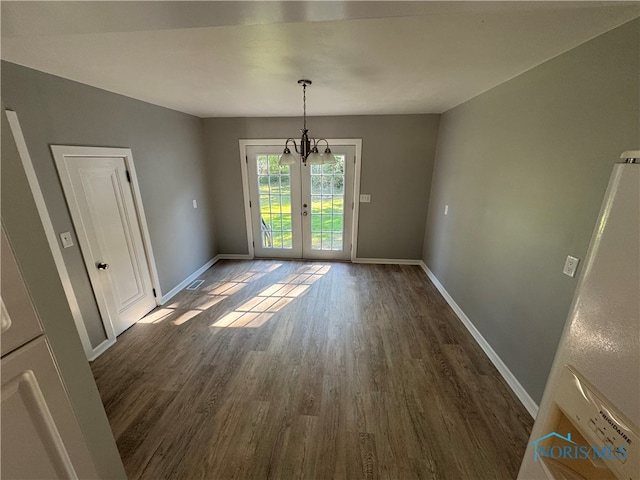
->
246, 143, 355, 260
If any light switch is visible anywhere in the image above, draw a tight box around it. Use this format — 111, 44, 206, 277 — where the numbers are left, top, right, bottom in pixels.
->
563, 255, 580, 277
360, 194, 371, 203
193, 199, 198, 208
60, 231, 74, 248
444, 205, 449, 215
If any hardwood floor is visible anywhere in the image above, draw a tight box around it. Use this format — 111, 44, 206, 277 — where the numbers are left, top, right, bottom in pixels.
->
91, 260, 533, 479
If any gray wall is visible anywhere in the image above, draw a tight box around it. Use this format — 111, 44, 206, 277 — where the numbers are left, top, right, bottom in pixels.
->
2, 62, 217, 348
423, 18, 640, 404
1, 111, 127, 478
204, 115, 440, 259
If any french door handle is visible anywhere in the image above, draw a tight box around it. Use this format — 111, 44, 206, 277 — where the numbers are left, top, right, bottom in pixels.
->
97, 262, 110, 270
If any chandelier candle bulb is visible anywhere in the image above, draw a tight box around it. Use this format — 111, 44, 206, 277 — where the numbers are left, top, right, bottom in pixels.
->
321, 147, 335, 164
279, 148, 297, 165
307, 148, 323, 165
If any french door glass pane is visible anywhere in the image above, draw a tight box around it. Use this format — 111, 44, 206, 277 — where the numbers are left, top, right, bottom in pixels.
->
257, 155, 293, 249
310, 155, 346, 251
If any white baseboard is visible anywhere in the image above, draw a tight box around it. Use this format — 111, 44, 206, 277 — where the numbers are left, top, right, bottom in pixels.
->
216, 253, 253, 260
159, 257, 218, 304
353, 257, 422, 265
87, 338, 116, 362
418, 261, 539, 418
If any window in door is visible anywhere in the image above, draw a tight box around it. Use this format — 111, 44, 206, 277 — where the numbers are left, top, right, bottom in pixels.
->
309, 159, 345, 251
256, 154, 293, 250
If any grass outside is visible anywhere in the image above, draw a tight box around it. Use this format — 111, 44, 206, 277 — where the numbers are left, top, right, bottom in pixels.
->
259, 185, 344, 249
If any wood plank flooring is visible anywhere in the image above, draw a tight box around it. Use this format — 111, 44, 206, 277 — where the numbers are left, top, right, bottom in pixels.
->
91, 260, 533, 479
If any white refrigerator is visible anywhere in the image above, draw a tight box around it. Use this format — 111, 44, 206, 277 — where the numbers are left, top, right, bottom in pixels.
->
518, 153, 640, 480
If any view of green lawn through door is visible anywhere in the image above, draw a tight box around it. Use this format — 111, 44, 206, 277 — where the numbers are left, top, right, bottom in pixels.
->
257, 155, 346, 251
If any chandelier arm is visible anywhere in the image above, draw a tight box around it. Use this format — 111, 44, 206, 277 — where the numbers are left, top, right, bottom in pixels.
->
285, 138, 302, 155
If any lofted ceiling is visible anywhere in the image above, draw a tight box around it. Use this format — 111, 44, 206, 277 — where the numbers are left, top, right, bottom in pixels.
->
2, 1, 639, 118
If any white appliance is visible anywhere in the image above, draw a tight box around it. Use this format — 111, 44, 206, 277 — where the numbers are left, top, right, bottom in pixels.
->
518, 153, 640, 480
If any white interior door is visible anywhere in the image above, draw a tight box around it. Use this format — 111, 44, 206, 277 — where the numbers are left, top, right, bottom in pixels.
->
52, 147, 156, 336
246, 144, 355, 261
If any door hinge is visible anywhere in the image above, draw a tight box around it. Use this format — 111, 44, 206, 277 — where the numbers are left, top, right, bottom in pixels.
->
354, 155, 356, 164
249, 200, 252, 208
252, 240, 255, 247
246, 155, 248, 163
152, 288, 157, 297
126, 170, 132, 183
352, 201, 354, 209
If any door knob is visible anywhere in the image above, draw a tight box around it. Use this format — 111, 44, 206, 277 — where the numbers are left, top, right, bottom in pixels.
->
302, 211, 308, 216
97, 262, 109, 270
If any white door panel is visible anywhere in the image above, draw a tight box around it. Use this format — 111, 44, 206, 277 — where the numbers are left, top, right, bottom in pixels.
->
53, 148, 156, 336
1, 227, 43, 356
1, 337, 98, 479
77, 161, 151, 316
301, 147, 355, 260
247, 146, 303, 258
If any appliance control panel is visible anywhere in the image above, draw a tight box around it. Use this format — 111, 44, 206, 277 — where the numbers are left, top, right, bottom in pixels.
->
554, 366, 639, 479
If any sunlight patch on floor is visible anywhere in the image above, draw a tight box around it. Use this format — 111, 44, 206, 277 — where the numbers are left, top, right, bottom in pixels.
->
172, 309, 201, 326
211, 264, 331, 329
138, 308, 175, 324
139, 263, 284, 326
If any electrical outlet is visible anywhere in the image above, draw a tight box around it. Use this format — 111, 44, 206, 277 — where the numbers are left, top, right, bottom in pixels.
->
359, 194, 371, 203
60, 231, 74, 248
563, 255, 580, 278
193, 199, 198, 208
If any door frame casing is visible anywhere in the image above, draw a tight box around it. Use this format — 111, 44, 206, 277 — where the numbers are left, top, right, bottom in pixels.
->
5, 111, 96, 360
51, 145, 161, 349
239, 138, 363, 261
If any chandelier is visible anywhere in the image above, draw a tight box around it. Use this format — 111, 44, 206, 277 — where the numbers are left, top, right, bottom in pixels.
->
279, 79, 334, 166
